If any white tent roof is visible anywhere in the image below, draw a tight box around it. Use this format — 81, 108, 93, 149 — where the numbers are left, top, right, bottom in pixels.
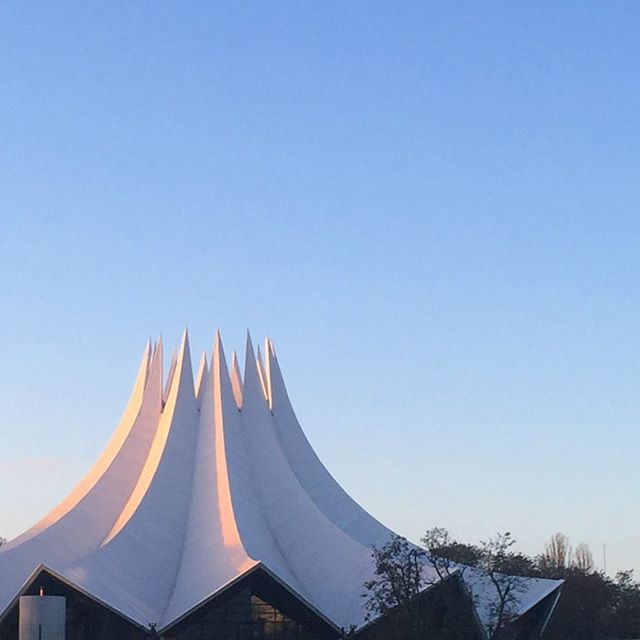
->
0, 332, 561, 632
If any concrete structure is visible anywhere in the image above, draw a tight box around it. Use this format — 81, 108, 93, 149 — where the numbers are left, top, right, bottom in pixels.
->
0, 331, 562, 639
18, 596, 65, 640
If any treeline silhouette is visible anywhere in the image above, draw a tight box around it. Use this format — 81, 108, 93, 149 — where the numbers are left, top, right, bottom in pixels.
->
429, 530, 640, 639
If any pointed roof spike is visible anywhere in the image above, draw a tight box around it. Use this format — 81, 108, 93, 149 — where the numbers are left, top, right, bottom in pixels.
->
180, 327, 190, 353
212, 331, 239, 415
213, 329, 224, 357
153, 336, 163, 365
154, 333, 163, 356
162, 329, 194, 405
263, 338, 273, 409
212, 328, 224, 367
101, 324, 197, 548
130, 340, 152, 403
256, 345, 269, 403
213, 330, 241, 399
244, 331, 255, 370
150, 337, 164, 400
163, 349, 178, 405
212, 329, 225, 372
141, 339, 151, 388
148, 337, 164, 406
265, 339, 285, 412
242, 331, 270, 411
176, 328, 194, 395
230, 350, 243, 408
244, 331, 257, 381
195, 352, 209, 402
163, 331, 256, 624
243, 332, 256, 378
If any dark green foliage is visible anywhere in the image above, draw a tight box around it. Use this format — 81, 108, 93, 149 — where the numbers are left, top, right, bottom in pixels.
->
429, 529, 640, 640
610, 570, 640, 638
434, 542, 483, 570
542, 568, 640, 640
363, 529, 640, 640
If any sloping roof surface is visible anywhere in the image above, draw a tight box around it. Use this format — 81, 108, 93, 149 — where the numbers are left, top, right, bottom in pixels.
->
0, 332, 560, 632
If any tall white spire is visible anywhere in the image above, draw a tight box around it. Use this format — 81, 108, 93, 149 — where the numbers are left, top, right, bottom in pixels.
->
230, 350, 243, 408
194, 351, 208, 403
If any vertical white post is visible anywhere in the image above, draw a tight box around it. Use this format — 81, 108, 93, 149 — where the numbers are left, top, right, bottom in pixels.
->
18, 595, 65, 640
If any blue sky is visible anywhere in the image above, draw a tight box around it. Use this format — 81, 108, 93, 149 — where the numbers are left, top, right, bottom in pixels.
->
1, 2, 639, 575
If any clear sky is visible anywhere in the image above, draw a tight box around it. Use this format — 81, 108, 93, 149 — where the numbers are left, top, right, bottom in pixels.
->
1, 2, 639, 576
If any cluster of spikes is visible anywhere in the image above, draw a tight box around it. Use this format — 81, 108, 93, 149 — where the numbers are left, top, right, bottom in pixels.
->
157, 329, 276, 412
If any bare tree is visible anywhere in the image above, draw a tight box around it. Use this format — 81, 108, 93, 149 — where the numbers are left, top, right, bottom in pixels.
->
363, 530, 539, 639
362, 533, 485, 640
540, 532, 571, 575
421, 527, 455, 579
363, 534, 428, 618
572, 542, 594, 574
362, 534, 430, 638
478, 532, 529, 639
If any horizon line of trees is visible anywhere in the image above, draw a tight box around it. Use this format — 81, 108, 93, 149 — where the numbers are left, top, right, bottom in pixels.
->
362, 529, 640, 640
